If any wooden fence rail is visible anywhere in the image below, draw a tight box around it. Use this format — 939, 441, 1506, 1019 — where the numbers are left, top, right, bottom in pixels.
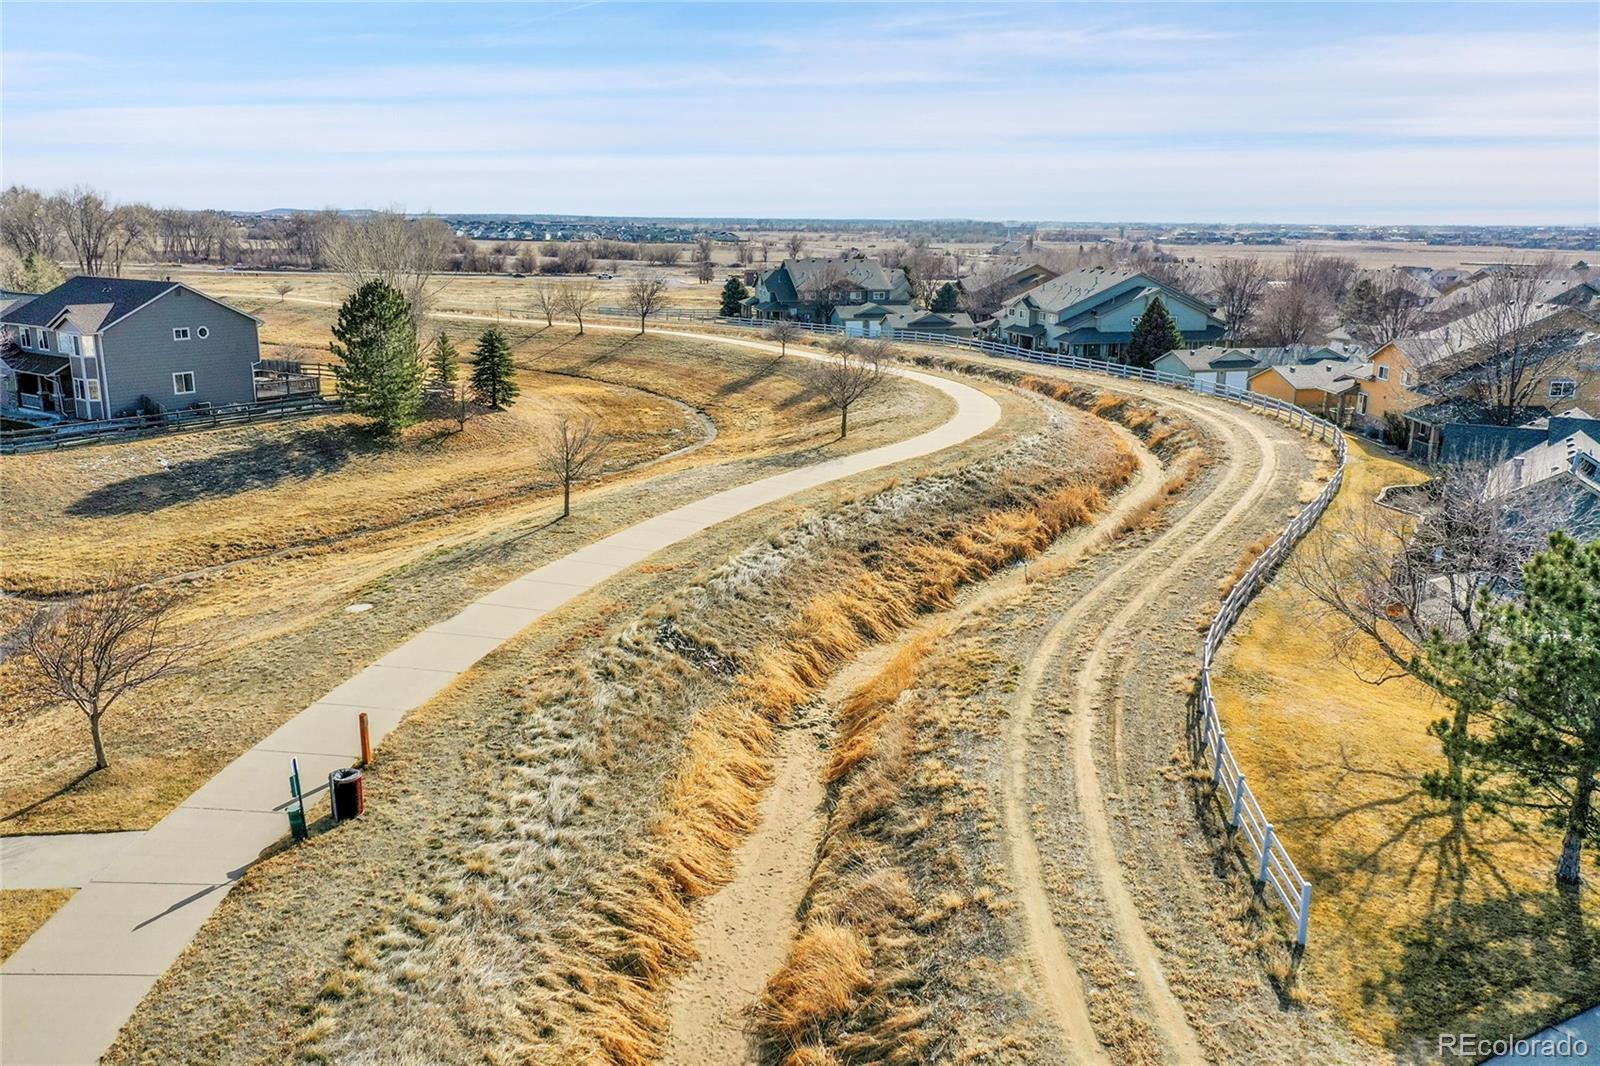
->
0, 397, 344, 454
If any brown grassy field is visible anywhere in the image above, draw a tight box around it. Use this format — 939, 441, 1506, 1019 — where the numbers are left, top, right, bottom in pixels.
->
0, 889, 73, 963
1, 291, 949, 835
1211, 437, 1600, 1058
126, 261, 726, 322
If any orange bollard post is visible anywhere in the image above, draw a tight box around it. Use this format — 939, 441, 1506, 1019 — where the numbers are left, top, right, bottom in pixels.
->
358, 712, 372, 767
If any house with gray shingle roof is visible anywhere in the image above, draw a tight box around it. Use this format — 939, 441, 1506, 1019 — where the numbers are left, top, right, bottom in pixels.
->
993, 267, 1225, 358
1, 275, 263, 419
746, 256, 914, 327
1151, 343, 1362, 391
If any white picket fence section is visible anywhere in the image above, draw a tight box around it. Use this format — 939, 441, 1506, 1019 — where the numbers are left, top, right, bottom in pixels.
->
595, 309, 1347, 950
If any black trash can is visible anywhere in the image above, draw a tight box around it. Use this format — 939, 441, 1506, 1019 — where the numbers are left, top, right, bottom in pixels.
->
329, 767, 365, 822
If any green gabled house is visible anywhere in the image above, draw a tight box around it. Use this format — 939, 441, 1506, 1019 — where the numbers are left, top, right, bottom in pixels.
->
994, 266, 1225, 359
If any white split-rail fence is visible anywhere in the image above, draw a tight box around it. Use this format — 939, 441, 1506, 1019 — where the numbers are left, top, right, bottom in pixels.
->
590, 307, 1348, 951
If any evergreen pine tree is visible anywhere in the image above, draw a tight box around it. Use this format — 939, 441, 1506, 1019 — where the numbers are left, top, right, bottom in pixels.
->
1342, 278, 1382, 336
1477, 534, 1600, 885
429, 332, 459, 390
330, 280, 423, 436
470, 327, 519, 408
1126, 297, 1185, 367
930, 282, 961, 313
719, 275, 750, 317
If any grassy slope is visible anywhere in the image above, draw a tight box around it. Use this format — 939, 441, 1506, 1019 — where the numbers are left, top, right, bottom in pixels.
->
1212, 437, 1600, 1057
1, 296, 947, 835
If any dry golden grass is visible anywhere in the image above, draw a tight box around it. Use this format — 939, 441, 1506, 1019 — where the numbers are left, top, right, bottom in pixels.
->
759, 923, 872, 1040
2, 301, 942, 837
1, 366, 687, 599
0, 888, 73, 962
1218, 531, 1277, 598
827, 631, 941, 784
1211, 436, 1600, 1055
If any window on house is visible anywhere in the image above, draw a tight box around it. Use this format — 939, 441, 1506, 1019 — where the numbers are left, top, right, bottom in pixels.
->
173, 327, 191, 341
19, 328, 33, 347
197, 326, 210, 339
173, 371, 196, 395
40, 330, 52, 350
85, 380, 100, 401
1549, 379, 1578, 399
1357, 392, 1369, 414
1376, 364, 1390, 381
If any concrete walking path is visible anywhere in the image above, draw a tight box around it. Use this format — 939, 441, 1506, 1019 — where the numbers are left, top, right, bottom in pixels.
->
0, 834, 145, 890
0, 346, 1000, 1066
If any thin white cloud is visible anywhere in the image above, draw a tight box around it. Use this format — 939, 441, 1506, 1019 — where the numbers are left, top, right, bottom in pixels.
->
1, 4, 1594, 222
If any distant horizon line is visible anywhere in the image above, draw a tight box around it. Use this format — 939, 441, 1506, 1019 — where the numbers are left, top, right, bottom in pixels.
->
225, 207, 1598, 232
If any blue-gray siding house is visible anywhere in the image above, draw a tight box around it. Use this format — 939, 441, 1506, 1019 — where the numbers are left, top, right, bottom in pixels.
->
994, 267, 1226, 358
0, 276, 263, 419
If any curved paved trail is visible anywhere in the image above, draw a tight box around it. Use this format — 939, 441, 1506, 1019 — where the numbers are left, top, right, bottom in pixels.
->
0, 336, 1000, 1066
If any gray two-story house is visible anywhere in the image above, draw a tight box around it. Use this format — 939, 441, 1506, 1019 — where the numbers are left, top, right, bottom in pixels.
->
1, 276, 263, 419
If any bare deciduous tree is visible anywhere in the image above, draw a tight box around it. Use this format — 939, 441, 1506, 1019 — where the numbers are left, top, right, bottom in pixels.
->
0, 185, 60, 260
536, 415, 609, 517
322, 210, 454, 332
786, 234, 805, 258
557, 279, 599, 334
809, 343, 884, 438
1214, 257, 1269, 340
765, 319, 801, 356
273, 280, 295, 302
1260, 279, 1327, 346
530, 281, 560, 327
1289, 466, 1561, 685
696, 258, 715, 284
623, 275, 670, 333
18, 582, 200, 771
54, 186, 118, 275
106, 204, 156, 277
1432, 259, 1570, 426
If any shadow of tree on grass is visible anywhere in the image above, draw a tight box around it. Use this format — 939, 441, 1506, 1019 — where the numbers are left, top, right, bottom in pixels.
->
67, 425, 375, 516
1371, 885, 1596, 1063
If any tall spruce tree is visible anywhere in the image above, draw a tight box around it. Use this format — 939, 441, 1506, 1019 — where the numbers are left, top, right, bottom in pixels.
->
330, 280, 424, 436
719, 275, 750, 317
1126, 296, 1185, 367
470, 327, 519, 408
1485, 535, 1600, 885
1423, 533, 1600, 886
930, 281, 961, 313
429, 332, 459, 390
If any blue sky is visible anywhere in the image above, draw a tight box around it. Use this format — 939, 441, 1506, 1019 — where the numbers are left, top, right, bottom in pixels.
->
2, 2, 1597, 223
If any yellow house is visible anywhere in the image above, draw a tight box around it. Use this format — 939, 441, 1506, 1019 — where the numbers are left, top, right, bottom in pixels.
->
1248, 361, 1366, 424
1353, 341, 1426, 422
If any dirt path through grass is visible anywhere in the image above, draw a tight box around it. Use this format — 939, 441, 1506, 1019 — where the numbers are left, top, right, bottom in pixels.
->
659, 392, 1166, 1065
659, 669, 838, 1065
1034, 395, 1276, 1063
